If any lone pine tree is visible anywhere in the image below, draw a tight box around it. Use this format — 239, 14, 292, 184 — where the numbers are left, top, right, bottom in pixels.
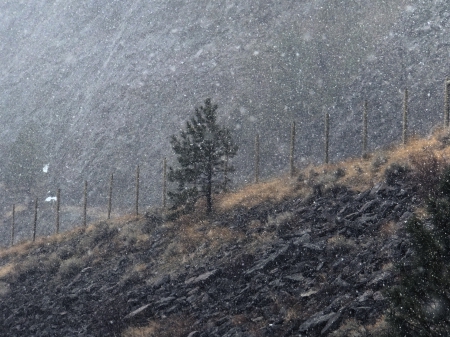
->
168, 98, 238, 214
387, 167, 450, 336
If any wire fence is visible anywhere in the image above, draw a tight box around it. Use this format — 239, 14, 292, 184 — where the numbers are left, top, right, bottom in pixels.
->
5, 78, 450, 247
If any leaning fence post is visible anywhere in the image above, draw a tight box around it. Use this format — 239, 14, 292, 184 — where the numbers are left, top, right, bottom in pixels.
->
445, 78, 450, 128
33, 198, 38, 242
83, 181, 87, 227
135, 165, 140, 216
363, 100, 368, 157
290, 121, 296, 178
56, 189, 60, 234
324, 110, 330, 164
163, 158, 167, 210
255, 134, 260, 183
403, 88, 408, 145
11, 204, 15, 247
107, 173, 113, 220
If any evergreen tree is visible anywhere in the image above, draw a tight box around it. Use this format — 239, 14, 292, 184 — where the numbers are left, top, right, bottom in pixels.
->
168, 98, 238, 214
386, 167, 450, 336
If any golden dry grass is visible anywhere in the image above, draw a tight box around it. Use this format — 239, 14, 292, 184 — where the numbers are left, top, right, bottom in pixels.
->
154, 215, 247, 276
218, 175, 305, 210
327, 234, 357, 251
379, 221, 398, 238
0, 264, 14, 279
122, 315, 194, 337
216, 128, 450, 214
122, 322, 160, 337
365, 315, 389, 335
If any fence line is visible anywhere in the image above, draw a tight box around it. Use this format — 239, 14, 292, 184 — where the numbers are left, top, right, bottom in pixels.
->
324, 110, 330, 164
83, 181, 87, 227
11, 205, 15, 247
255, 134, 260, 183
162, 158, 167, 211
6, 77, 450, 247
55, 189, 61, 234
32, 199, 38, 242
135, 165, 140, 216
107, 173, 113, 220
403, 88, 409, 145
362, 100, 368, 158
290, 121, 296, 178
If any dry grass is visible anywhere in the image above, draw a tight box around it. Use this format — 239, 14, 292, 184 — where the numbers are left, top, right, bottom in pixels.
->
0, 264, 14, 279
379, 221, 398, 238
330, 318, 367, 337
122, 322, 160, 337
156, 215, 246, 275
58, 256, 85, 279
122, 315, 194, 337
218, 176, 303, 210
327, 235, 357, 252
365, 315, 389, 336
214, 127, 450, 214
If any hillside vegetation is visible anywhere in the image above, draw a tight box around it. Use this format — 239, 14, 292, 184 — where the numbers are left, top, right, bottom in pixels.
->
1, 126, 450, 336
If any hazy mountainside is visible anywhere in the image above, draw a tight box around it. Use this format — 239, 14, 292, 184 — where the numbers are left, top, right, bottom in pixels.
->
335, 1, 450, 159
0, 0, 410, 215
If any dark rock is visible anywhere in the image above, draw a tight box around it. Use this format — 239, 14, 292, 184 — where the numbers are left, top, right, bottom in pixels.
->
368, 271, 393, 289
321, 310, 343, 335
359, 199, 380, 213
373, 291, 385, 301
124, 304, 151, 320
398, 211, 414, 224
331, 276, 351, 289
283, 273, 305, 282
245, 244, 293, 275
187, 332, 200, 337
298, 311, 336, 332
185, 270, 220, 286
293, 233, 311, 245
153, 274, 171, 288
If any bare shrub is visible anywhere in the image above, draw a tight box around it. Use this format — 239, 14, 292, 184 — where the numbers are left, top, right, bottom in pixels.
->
409, 150, 446, 198
384, 163, 410, 186
327, 235, 356, 253
371, 154, 389, 173
123, 315, 194, 337
58, 256, 84, 279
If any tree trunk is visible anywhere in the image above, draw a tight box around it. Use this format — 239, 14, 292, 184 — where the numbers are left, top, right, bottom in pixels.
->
206, 149, 213, 214
206, 163, 213, 214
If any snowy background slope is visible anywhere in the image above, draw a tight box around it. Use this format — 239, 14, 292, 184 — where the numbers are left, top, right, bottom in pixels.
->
0, 0, 434, 224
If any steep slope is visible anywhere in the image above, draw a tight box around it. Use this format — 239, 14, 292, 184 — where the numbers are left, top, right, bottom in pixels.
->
0, 129, 449, 336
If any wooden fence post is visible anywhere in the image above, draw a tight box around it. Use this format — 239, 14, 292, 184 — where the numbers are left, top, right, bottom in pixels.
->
223, 154, 229, 192
163, 158, 167, 210
107, 173, 113, 220
83, 181, 87, 227
33, 198, 38, 242
135, 165, 140, 216
445, 78, 450, 128
290, 121, 296, 178
255, 134, 260, 183
56, 189, 60, 234
363, 100, 368, 157
324, 110, 330, 164
11, 204, 15, 247
403, 88, 408, 145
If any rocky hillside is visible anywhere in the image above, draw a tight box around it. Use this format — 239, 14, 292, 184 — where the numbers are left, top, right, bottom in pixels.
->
0, 128, 448, 336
